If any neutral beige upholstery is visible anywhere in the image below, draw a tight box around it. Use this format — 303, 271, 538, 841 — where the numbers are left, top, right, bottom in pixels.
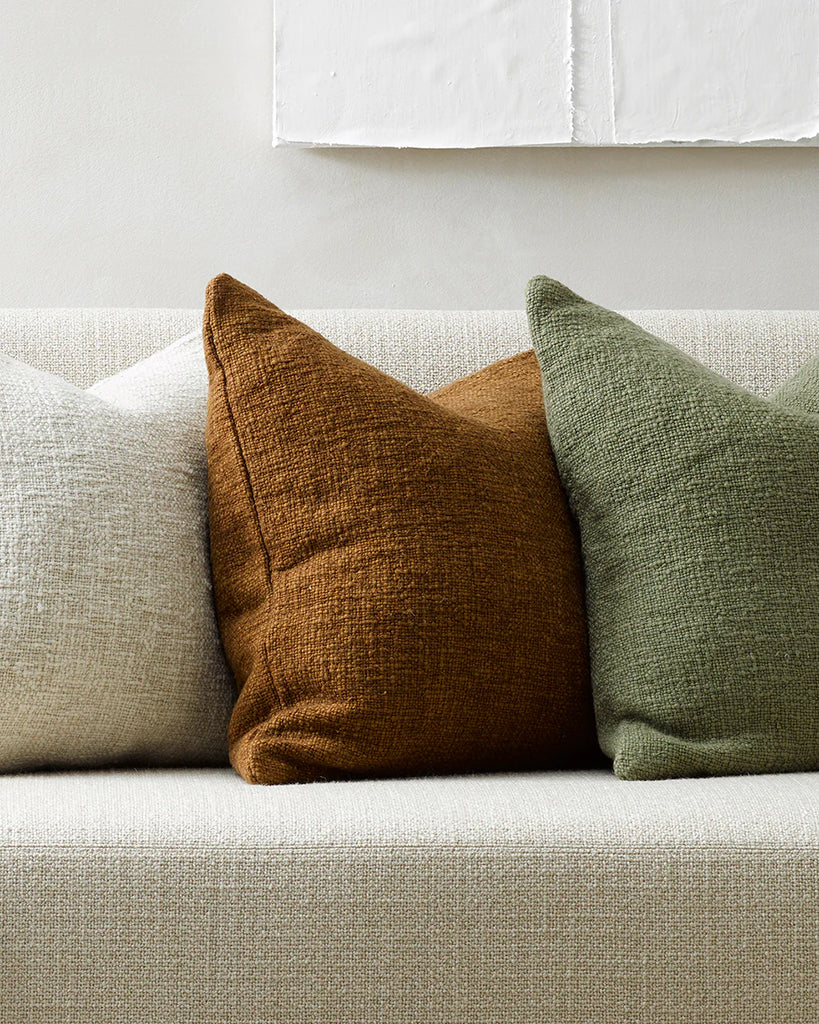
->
1, 306, 818, 1023
1, 307, 818, 395
1, 768, 817, 1024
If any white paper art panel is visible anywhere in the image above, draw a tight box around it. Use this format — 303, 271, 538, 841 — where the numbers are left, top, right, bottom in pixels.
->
274, 0, 572, 147
274, 0, 819, 146
610, 0, 819, 144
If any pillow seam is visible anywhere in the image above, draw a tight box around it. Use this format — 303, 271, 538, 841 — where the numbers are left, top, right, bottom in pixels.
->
204, 328, 284, 784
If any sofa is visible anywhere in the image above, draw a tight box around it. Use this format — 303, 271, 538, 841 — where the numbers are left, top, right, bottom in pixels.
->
0, 305, 817, 1024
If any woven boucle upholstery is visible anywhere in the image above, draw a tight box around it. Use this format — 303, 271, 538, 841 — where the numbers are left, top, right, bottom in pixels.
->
1, 768, 818, 1023
2, 307, 819, 395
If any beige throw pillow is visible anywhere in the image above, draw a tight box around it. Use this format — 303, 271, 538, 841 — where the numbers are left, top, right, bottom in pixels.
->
0, 332, 234, 770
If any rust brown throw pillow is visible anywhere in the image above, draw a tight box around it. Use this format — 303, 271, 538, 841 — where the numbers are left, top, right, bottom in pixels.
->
204, 274, 597, 784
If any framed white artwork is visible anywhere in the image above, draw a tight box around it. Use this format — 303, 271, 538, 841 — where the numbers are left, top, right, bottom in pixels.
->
273, 0, 819, 147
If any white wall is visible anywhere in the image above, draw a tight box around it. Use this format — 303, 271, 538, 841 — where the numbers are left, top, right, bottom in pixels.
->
1, 0, 817, 310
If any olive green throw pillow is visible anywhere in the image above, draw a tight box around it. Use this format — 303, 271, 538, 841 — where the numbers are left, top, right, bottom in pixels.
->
527, 276, 819, 781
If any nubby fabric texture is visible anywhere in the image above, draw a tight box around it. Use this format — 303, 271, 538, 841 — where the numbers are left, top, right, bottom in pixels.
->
527, 276, 819, 781
204, 274, 597, 784
0, 336, 235, 770
4, 306, 819, 395
2, 767, 818, 1024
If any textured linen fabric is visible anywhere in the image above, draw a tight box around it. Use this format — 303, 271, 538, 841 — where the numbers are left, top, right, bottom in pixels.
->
0, 767, 817, 1024
0, 333, 234, 769
528, 277, 819, 780
205, 275, 597, 783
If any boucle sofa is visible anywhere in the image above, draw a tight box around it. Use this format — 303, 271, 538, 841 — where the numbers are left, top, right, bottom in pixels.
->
1, 306, 818, 1024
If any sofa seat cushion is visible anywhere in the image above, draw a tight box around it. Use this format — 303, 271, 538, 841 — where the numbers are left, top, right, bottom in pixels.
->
1, 768, 817, 1023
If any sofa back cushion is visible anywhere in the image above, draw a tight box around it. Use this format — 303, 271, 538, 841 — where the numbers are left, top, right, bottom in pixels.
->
2, 308, 819, 396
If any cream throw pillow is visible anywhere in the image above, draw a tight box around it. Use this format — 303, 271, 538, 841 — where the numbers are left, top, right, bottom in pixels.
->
0, 332, 234, 770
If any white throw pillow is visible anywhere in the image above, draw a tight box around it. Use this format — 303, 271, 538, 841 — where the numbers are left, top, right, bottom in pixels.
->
0, 331, 234, 770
